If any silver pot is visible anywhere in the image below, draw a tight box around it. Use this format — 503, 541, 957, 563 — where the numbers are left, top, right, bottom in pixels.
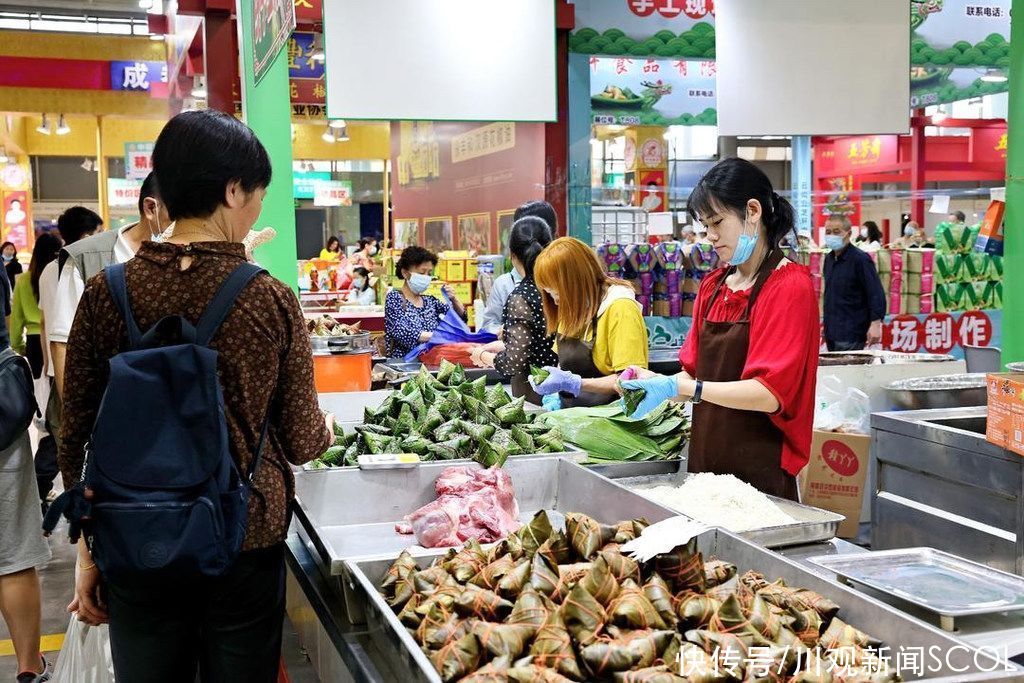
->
885, 373, 988, 410
1007, 361, 1024, 373
327, 331, 373, 355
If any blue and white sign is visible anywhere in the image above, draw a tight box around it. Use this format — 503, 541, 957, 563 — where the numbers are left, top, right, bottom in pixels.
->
110, 61, 169, 92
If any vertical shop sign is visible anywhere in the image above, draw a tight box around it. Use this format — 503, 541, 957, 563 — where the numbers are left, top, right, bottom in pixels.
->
791, 136, 812, 232
313, 180, 353, 207
124, 142, 155, 180
288, 32, 326, 104
252, 0, 297, 84
2, 190, 29, 252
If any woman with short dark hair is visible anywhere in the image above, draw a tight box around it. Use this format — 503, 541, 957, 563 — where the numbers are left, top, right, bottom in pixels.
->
384, 245, 466, 358
59, 109, 332, 683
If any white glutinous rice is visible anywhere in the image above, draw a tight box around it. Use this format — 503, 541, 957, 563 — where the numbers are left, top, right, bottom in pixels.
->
636, 473, 797, 532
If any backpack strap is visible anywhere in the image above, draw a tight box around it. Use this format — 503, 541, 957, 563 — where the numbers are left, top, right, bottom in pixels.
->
104, 263, 143, 349
195, 263, 267, 347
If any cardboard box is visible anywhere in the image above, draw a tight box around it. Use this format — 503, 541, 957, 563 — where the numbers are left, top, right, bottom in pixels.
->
905, 272, 934, 296
888, 249, 904, 274
904, 249, 935, 275
904, 293, 920, 315
447, 281, 474, 305
465, 260, 478, 282
976, 199, 1005, 257
875, 249, 892, 275
987, 373, 1024, 451
440, 259, 466, 282
919, 292, 934, 314
800, 431, 871, 539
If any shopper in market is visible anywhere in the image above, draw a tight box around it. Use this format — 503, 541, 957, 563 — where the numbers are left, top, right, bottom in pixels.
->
530, 236, 648, 408
0, 256, 53, 683
470, 216, 556, 404
8, 232, 62, 378
481, 199, 558, 334
822, 214, 887, 351
347, 236, 378, 276
36, 206, 102, 508
617, 158, 819, 500
385, 245, 467, 358
948, 210, 967, 226
319, 235, 343, 261
3, 240, 22, 284
345, 265, 377, 305
854, 220, 884, 252
58, 109, 333, 683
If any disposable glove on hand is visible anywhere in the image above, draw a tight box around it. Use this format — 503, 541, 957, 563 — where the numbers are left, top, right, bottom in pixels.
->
541, 393, 563, 412
530, 366, 582, 397
620, 374, 679, 419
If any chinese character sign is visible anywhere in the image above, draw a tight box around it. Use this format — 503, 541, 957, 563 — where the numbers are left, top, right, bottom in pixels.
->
312, 180, 353, 207
882, 310, 999, 358
107, 178, 143, 208
288, 32, 327, 105
124, 142, 155, 181
590, 57, 715, 126
110, 61, 169, 92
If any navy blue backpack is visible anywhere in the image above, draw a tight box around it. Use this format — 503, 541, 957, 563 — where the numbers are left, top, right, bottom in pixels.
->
44, 262, 268, 583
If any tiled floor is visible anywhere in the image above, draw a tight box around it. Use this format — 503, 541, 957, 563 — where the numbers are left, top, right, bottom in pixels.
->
0, 519, 319, 682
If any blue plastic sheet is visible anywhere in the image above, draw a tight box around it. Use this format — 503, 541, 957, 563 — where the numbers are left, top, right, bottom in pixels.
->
403, 295, 497, 362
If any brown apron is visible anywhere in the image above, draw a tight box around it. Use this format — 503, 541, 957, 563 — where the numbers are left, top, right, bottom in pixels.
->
556, 318, 613, 408
688, 249, 799, 501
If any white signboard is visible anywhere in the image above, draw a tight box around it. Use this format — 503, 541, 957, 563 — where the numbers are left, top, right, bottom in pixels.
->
323, 0, 556, 122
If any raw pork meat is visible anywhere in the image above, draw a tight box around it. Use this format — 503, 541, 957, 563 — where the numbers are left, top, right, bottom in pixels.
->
396, 466, 521, 548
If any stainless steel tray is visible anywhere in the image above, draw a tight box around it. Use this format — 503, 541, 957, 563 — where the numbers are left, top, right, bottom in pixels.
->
809, 547, 1024, 631
300, 449, 587, 471
346, 528, 1017, 682
293, 456, 679, 623
616, 471, 844, 548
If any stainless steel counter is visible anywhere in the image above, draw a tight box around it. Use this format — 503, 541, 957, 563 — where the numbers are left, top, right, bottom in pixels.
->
871, 407, 1022, 575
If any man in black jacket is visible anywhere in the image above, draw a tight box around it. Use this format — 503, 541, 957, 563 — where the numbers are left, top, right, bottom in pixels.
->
822, 215, 887, 351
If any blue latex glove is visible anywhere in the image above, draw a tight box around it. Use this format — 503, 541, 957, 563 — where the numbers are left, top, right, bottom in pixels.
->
541, 393, 563, 412
620, 374, 680, 419
530, 366, 582, 397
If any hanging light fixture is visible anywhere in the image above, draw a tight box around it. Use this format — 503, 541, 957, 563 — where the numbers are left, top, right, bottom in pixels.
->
0, 147, 8, 164
335, 124, 349, 142
36, 114, 51, 135
56, 114, 70, 135
321, 125, 336, 143
329, 119, 346, 130
191, 75, 207, 99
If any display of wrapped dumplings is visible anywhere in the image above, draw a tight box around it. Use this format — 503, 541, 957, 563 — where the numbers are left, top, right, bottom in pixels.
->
378, 512, 900, 682
310, 361, 567, 469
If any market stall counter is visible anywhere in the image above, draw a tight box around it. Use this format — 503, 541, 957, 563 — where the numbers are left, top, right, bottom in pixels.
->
285, 456, 1018, 682
871, 406, 1023, 575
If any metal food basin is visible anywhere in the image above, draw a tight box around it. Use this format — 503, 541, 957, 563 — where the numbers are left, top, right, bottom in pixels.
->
292, 457, 679, 623
345, 527, 1019, 682
616, 471, 844, 548
885, 373, 988, 410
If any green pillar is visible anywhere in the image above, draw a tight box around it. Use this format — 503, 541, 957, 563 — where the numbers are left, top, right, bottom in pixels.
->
237, 1, 298, 290
1004, 1, 1024, 364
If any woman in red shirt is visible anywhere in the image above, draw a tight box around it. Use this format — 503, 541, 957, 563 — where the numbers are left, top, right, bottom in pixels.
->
622, 158, 819, 500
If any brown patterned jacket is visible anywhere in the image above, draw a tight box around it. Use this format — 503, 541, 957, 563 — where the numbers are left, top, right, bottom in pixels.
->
59, 241, 332, 550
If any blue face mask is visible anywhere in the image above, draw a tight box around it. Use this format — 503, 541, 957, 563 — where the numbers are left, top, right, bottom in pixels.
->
351, 278, 365, 289
729, 221, 758, 266
824, 235, 846, 252
408, 272, 432, 294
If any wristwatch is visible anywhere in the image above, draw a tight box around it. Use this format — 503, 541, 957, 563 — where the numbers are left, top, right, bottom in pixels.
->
692, 379, 704, 404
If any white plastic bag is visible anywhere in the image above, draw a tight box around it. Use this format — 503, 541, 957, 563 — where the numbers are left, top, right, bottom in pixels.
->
814, 375, 872, 434
51, 617, 115, 683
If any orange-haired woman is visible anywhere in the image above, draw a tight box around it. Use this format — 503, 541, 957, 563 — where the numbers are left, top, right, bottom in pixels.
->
530, 237, 648, 408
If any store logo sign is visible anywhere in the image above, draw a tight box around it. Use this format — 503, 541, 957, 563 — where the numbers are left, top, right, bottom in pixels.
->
822, 440, 859, 477
110, 61, 168, 92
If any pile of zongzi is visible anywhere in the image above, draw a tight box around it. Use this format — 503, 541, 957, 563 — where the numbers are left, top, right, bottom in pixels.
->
310, 361, 567, 469
379, 512, 899, 682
